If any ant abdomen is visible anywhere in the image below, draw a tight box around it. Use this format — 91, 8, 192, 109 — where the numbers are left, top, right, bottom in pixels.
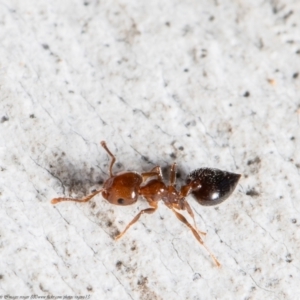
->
186, 168, 241, 206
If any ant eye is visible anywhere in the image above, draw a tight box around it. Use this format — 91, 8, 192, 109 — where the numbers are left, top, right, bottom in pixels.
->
118, 198, 125, 204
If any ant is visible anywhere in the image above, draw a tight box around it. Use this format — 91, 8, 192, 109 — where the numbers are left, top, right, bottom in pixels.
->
51, 141, 241, 266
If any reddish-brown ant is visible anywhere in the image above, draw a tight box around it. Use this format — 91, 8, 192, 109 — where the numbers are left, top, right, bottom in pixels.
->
51, 141, 241, 266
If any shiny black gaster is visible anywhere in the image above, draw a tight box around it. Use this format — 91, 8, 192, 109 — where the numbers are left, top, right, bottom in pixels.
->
186, 168, 241, 206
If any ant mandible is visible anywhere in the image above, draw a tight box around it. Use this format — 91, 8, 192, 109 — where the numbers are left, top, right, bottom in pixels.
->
51, 141, 241, 267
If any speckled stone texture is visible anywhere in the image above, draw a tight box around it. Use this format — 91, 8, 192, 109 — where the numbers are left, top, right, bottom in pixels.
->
0, 0, 300, 299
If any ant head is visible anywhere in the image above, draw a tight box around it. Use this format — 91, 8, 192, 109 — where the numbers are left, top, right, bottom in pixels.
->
102, 172, 143, 206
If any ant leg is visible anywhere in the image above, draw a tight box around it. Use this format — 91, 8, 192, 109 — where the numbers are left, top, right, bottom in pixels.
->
100, 141, 115, 177
183, 201, 206, 236
115, 202, 158, 240
170, 207, 220, 267
141, 166, 163, 182
178, 182, 206, 236
51, 189, 103, 204
170, 201, 206, 236
150, 166, 163, 181
170, 163, 177, 186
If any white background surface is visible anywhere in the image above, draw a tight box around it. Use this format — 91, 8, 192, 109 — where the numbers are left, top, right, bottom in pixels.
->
1, 0, 300, 299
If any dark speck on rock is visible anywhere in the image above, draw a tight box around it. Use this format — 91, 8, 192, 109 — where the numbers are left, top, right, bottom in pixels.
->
243, 91, 250, 97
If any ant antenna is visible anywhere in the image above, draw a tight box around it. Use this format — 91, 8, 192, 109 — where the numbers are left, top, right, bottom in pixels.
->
101, 141, 116, 177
